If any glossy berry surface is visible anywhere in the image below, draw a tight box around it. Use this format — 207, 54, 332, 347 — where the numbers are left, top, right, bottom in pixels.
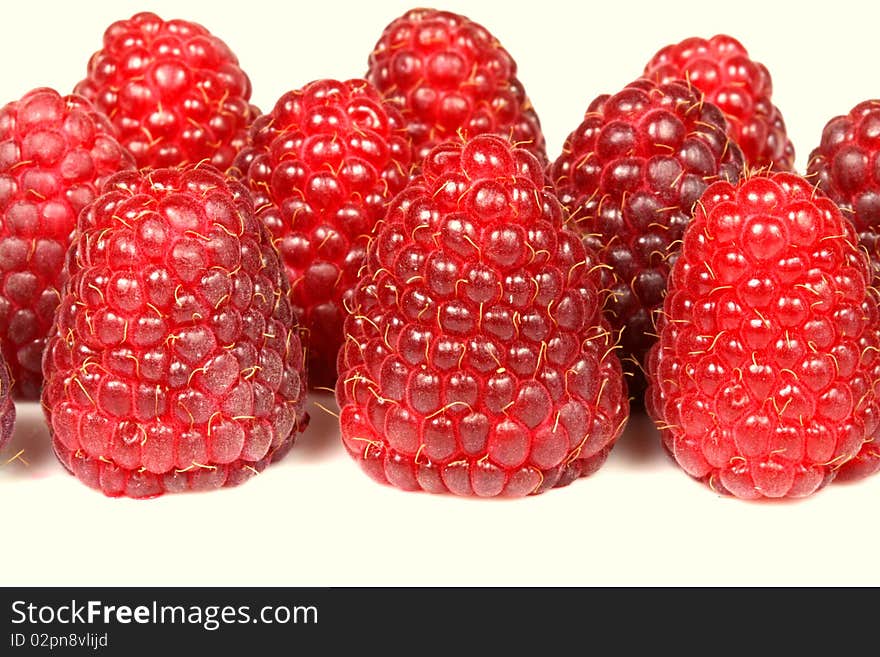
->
337, 135, 629, 497
0, 352, 14, 451
42, 165, 308, 498
551, 78, 745, 378
0, 87, 134, 399
367, 8, 546, 165
808, 100, 880, 283
647, 173, 880, 499
74, 11, 258, 170
645, 34, 794, 171
232, 79, 412, 389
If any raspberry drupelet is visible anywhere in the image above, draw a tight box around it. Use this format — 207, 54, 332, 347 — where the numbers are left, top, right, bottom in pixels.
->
337, 135, 629, 497
645, 34, 794, 171
550, 78, 745, 386
74, 11, 258, 170
367, 8, 546, 165
0, 88, 134, 399
232, 79, 412, 389
647, 173, 880, 499
42, 165, 308, 498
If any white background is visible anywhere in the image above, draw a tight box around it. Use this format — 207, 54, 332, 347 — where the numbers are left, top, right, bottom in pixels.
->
2, 0, 879, 586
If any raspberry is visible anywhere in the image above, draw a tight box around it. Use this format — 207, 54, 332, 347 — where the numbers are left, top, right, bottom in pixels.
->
805, 102, 880, 481
550, 78, 745, 383
366, 8, 546, 165
336, 135, 629, 497
645, 35, 794, 171
74, 11, 258, 170
647, 173, 880, 499
0, 88, 134, 399
0, 353, 14, 452
42, 165, 308, 498
807, 100, 880, 283
232, 79, 412, 389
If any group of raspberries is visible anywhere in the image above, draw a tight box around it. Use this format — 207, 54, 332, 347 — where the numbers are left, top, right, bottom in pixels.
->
1, 9, 878, 500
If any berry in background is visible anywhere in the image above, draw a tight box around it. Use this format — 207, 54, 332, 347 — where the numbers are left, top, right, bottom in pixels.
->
808, 100, 880, 285
232, 79, 412, 389
645, 34, 794, 172
75, 11, 259, 170
367, 8, 546, 166
551, 78, 744, 389
0, 88, 134, 398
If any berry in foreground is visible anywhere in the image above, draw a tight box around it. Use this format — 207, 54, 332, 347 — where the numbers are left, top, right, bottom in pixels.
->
337, 135, 629, 497
808, 100, 880, 284
232, 79, 412, 389
0, 88, 134, 399
42, 165, 308, 498
647, 173, 880, 499
0, 352, 14, 452
367, 8, 546, 165
550, 78, 744, 384
74, 11, 258, 170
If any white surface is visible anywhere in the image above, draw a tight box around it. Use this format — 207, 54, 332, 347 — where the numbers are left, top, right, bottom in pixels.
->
2, 0, 880, 587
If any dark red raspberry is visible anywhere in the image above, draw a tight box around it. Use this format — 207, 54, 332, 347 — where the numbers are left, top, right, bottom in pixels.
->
807, 100, 880, 284
806, 102, 880, 482
550, 78, 745, 383
42, 165, 308, 498
645, 35, 794, 171
647, 173, 880, 499
232, 79, 412, 389
336, 135, 629, 497
74, 11, 258, 170
0, 87, 134, 399
367, 8, 546, 165
0, 352, 14, 452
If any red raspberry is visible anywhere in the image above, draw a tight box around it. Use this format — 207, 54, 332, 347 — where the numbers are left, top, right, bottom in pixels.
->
807, 100, 880, 283
0, 88, 134, 399
336, 135, 629, 497
42, 165, 308, 498
74, 11, 258, 170
799, 103, 880, 480
367, 8, 546, 165
0, 353, 14, 451
232, 79, 412, 389
647, 173, 880, 499
644, 35, 794, 172
550, 78, 745, 383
